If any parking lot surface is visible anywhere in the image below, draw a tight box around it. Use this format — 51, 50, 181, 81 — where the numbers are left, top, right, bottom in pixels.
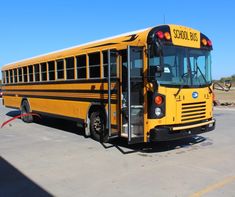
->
0, 100, 235, 197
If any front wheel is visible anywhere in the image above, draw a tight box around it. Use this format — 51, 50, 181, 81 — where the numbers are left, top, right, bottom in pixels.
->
90, 111, 108, 142
20, 100, 33, 123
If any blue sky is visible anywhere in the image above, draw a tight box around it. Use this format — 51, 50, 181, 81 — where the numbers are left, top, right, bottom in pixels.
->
0, 0, 234, 79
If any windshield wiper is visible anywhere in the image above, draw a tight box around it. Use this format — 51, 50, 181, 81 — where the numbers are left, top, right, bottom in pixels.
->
174, 84, 183, 97
175, 53, 191, 97
196, 61, 213, 94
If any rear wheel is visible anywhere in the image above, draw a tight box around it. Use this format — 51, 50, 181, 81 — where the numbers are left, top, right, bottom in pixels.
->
90, 111, 108, 142
20, 100, 33, 123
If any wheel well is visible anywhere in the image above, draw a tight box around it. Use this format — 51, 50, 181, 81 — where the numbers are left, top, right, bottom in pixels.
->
88, 105, 107, 125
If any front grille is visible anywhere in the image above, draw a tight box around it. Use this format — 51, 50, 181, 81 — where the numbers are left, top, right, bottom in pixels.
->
181, 101, 206, 122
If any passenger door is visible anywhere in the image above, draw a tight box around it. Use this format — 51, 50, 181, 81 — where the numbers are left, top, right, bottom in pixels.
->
107, 50, 119, 138
121, 46, 144, 144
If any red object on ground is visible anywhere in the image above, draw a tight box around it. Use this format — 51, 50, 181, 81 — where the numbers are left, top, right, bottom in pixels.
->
1, 113, 41, 128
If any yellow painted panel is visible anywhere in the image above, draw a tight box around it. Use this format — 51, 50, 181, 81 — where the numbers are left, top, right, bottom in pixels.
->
29, 98, 91, 120
147, 86, 213, 131
169, 25, 200, 48
3, 96, 21, 108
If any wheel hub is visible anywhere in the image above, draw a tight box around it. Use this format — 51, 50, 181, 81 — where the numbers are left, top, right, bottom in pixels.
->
94, 117, 102, 132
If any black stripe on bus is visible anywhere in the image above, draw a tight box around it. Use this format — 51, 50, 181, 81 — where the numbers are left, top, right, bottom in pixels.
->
84, 42, 118, 49
3, 94, 118, 104
3, 89, 118, 94
2, 78, 119, 87
122, 34, 139, 42
3, 89, 117, 94
5, 105, 19, 110
33, 110, 118, 130
32, 110, 85, 124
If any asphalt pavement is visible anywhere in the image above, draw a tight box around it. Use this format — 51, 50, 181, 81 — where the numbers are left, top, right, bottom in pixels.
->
0, 99, 235, 197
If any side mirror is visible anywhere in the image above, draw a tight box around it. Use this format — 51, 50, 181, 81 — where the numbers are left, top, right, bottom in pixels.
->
148, 65, 163, 81
155, 65, 164, 73
150, 65, 163, 74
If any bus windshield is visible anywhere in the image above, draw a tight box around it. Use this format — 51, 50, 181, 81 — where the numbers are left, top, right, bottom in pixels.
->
149, 45, 212, 87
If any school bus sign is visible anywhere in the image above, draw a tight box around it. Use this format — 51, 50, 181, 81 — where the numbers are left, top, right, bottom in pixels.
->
169, 25, 201, 48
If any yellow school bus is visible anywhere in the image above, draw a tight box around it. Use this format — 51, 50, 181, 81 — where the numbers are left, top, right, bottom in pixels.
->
1, 24, 215, 144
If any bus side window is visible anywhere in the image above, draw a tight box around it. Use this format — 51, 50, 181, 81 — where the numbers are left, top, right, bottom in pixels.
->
76, 55, 86, 79
66, 57, 75, 80
48, 61, 55, 81
89, 52, 100, 78
34, 64, 40, 82
102, 50, 117, 78
102, 51, 108, 78
6, 70, 9, 84
18, 68, 22, 83
23, 67, 28, 83
14, 69, 17, 83
111, 56, 117, 77
41, 63, 47, 81
9, 70, 13, 83
29, 65, 33, 82
56, 59, 64, 80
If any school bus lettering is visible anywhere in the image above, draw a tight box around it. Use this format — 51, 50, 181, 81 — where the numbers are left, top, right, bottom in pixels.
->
173, 29, 198, 42
190, 32, 198, 41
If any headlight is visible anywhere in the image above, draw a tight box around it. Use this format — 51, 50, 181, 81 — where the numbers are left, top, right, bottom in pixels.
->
155, 107, 162, 116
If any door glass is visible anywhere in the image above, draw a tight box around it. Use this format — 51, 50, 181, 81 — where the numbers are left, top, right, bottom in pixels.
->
121, 47, 144, 142
107, 50, 119, 137
130, 47, 144, 137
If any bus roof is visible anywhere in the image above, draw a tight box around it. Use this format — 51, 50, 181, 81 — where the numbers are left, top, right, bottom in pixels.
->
1, 27, 151, 71
2, 24, 209, 71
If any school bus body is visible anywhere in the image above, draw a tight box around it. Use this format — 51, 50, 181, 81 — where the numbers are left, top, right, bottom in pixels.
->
1, 24, 215, 143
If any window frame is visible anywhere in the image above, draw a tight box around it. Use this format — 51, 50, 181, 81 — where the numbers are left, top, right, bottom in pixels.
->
28, 65, 34, 82
76, 54, 87, 79
56, 59, 65, 80
48, 61, 55, 81
65, 56, 75, 80
13, 68, 17, 83
88, 52, 101, 79
18, 67, 23, 83
34, 64, 40, 82
40, 62, 47, 81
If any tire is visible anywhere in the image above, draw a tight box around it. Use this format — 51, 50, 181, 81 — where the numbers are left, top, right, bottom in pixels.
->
20, 100, 33, 123
90, 111, 108, 142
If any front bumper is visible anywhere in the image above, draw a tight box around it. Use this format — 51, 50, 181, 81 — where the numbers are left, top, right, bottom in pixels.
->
149, 119, 216, 141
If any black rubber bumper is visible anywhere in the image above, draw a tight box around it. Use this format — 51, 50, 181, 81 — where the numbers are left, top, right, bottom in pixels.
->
149, 119, 216, 142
